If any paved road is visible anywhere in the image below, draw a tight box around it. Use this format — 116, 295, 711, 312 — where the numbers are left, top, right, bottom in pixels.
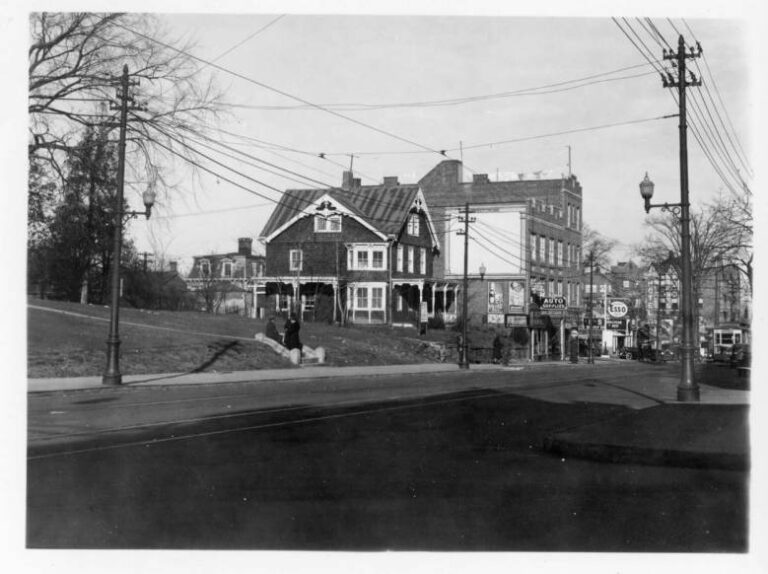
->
27, 363, 748, 551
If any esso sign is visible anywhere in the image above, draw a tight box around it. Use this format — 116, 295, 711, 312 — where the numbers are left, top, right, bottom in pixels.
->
608, 301, 629, 318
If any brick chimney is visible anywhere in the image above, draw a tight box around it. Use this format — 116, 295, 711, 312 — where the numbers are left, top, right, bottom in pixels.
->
472, 173, 489, 185
169, 261, 178, 274
238, 237, 253, 255
383, 176, 399, 186
342, 171, 354, 190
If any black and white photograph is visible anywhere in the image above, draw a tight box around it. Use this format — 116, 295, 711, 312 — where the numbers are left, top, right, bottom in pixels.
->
4, 1, 766, 572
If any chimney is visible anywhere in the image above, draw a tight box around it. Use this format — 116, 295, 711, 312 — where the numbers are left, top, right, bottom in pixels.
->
238, 237, 253, 255
353, 177, 361, 188
383, 176, 399, 186
169, 261, 178, 274
342, 171, 354, 190
472, 173, 489, 185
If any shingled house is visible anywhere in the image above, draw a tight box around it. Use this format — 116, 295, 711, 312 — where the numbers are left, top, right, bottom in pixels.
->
257, 172, 451, 325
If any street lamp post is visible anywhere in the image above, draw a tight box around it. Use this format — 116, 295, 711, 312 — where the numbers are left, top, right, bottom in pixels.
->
639, 172, 699, 401
102, 64, 156, 386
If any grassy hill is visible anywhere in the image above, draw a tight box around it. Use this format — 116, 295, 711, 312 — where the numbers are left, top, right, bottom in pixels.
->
27, 298, 454, 378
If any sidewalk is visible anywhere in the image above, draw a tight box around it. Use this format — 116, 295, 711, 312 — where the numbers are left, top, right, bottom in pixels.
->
28, 359, 750, 471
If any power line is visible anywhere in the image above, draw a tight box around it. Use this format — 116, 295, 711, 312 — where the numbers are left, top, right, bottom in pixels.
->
113, 21, 469, 169
224, 63, 657, 111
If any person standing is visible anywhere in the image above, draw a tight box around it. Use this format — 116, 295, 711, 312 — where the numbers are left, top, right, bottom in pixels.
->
283, 313, 303, 351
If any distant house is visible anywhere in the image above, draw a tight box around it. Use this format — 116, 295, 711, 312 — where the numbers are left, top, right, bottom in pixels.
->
257, 172, 441, 325
186, 238, 266, 315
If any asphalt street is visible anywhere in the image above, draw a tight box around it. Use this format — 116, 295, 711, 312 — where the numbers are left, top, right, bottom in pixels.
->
26, 362, 749, 551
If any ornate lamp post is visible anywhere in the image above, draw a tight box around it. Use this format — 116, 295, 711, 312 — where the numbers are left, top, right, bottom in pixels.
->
638, 172, 698, 401
102, 184, 156, 386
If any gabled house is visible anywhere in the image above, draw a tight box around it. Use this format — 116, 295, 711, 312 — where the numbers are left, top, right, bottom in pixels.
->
257, 172, 442, 325
186, 238, 266, 315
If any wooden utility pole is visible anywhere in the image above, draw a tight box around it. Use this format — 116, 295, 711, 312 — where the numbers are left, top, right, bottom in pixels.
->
457, 203, 475, 369
663, 35, 702, 401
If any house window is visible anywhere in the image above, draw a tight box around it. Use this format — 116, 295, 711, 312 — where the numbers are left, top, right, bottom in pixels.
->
200, 260, 210, 277
396, 245, 403, 272
314, 213, 341, 233
348, 244, 388, 271
222, 261, 232, 278
289, 249, 303, 271
371, 287, 383, 309
356, 287, 368, 309
278, 293, 290, 312
407, 246, 414, 273
407, 213, 420, 236
303, 294, 315, 311
420, 248, 427, 275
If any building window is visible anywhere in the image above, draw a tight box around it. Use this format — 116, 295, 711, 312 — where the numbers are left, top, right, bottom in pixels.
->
531, 233, 537, 260
407, 213, 420, 236
537, 236, 544, 262
557, 280, 563, 296
314, 213, 341, 233
557, 241, 563, 267
408, 246, 414, 273
356, 287, 368, 309
396, 244, 403, 272
564, 243, 569, 267
200, 259, 210, 277
348, 244, 388, 271
371, 287, 383, 309
222, 261, 232, 278
549, 279, 555, 295
420, 248, 427, 275
548, 238, 555, 265
289, 249, 303, 271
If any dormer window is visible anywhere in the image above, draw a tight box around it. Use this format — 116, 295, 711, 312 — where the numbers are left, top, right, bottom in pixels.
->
407, 213, 420, 236
315, 213, 341, 232
200, 259, 211, 277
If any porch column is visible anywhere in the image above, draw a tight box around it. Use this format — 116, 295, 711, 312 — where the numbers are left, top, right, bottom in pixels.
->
430, 284, 436, 316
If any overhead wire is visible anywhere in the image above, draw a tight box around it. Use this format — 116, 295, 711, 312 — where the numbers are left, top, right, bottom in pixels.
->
112, 20, 475, 173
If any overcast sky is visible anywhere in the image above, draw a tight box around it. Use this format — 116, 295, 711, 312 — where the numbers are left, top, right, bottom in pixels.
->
111, 8, 755, 272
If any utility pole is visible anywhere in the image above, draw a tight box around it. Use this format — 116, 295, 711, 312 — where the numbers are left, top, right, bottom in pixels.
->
663, 35, 702, 402
103, 65, 152, 386
587, 250, 594, 364
457, 202, 475, 369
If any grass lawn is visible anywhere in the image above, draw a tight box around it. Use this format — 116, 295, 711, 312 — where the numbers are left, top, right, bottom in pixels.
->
27, 298, 457, 378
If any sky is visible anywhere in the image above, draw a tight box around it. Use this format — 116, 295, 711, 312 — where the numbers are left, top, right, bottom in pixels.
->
99, 7, 757, 273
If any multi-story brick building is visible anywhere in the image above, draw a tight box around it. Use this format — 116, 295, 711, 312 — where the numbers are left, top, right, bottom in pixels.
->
419, 160, 584, 359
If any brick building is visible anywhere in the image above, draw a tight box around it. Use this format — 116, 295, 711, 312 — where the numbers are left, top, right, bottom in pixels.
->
419, 160, 584, 359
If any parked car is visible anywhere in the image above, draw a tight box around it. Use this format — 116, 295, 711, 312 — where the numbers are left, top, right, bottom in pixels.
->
729, 344, 751, 367
618, 346, 640, 360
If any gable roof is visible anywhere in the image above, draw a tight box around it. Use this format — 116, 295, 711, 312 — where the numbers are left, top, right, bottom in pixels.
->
259, 183, 435, 244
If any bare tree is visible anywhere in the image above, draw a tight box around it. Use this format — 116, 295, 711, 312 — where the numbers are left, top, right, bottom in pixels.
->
29, 12, 225, 216
581, 224, 617, 271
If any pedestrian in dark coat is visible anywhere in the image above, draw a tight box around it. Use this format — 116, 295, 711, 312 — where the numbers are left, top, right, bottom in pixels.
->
265, 316, 281, 343
492, 332, 504, 364
283, 313, 303, 351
